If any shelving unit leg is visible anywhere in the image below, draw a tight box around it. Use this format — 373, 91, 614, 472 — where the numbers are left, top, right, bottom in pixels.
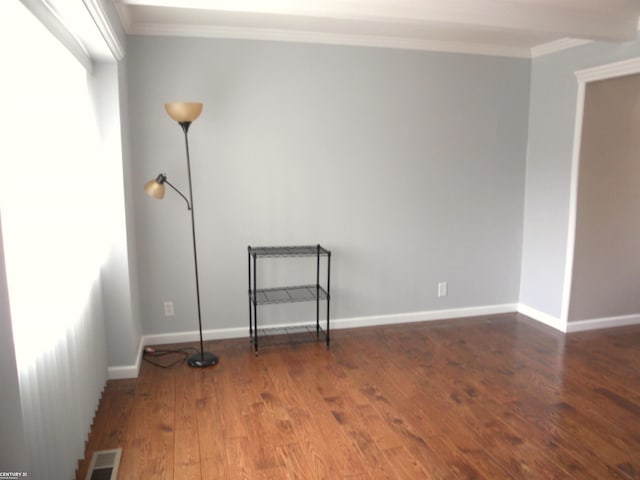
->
316, 245, 320, 337
252, 253, 258, 354
326, 251, 331, 348
248, 249, 252, 338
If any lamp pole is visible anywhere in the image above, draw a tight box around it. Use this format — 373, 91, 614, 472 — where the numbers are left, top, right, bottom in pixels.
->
180, 121, 216, 367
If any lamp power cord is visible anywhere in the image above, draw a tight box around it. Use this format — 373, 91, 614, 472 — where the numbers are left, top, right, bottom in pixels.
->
142, 346, 199, 368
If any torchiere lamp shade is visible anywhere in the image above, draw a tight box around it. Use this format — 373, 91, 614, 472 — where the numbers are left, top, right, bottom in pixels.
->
165, 102, 203, 123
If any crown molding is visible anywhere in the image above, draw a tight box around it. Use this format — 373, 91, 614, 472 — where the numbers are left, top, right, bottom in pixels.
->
113, 1, 133, 33
128, 22, 532, 58
530, 38, 591, 58
575, 55, 640, 82
83, 0, 126, 60
19, 0, 93, 71
531, 18, 640, 58
114, 2, 640, 59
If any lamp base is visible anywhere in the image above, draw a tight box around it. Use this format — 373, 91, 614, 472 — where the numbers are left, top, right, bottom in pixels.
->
188, 351, 219, 368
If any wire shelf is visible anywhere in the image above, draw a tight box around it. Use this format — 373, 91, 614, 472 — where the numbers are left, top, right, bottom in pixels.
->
254, 324, 327, 348
252, 285, 328, 305
248, 245, 330, 257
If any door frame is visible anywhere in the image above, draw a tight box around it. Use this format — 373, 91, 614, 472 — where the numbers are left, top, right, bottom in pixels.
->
561, 56, 640, 331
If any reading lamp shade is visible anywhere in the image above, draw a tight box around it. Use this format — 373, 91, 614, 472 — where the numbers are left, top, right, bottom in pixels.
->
165, 102, 203, 123
144, 177, 165, 199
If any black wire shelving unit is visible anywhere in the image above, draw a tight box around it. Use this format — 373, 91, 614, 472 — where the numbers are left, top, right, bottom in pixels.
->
247, 245, 331, 354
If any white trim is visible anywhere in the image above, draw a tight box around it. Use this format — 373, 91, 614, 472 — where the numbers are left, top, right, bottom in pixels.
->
108, 303, 517, 378
113, 1, 132, 32
19, 0, 93, 71
560, 56, 640, 327
107, 336, 144, 379
143, 325, 247, 346
331, 304, 518, 329
530, 38, 591, 58
128, 23, 531, 58
575, 56, 640, 83
83, 0, 126, 60
566, 314, 640, 333
560, 78, 586, 327
517, 304, 566, 332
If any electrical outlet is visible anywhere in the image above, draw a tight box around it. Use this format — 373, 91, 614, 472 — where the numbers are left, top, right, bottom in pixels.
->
163, 301, 175, 316
438, 282, 448, 297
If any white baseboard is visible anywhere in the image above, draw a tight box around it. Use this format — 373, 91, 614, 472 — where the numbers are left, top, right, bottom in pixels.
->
107, 303, 518, 379
331, 304, 518, 330
107, 336, 144, 380
517, 304, 640, 334
143, 325, 248, 346
566, 313, 640, 332
517, 304, 566, 332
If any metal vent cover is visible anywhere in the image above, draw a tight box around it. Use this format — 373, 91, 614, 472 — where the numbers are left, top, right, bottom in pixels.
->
84, 448, 122, 480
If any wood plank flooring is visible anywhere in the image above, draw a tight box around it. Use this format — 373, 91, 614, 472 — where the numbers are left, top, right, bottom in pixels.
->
76, 313, 640, 479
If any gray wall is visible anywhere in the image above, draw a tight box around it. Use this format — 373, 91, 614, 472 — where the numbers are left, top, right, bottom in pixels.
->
88, 61, 142, 367
127, 36, 530, 335
118, 52, 144, 360
520, 38, 640, 320
77, 0, 141, 370
568, 74, 640, 321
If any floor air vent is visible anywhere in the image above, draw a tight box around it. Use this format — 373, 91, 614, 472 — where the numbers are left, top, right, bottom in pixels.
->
85, 448, 122, 480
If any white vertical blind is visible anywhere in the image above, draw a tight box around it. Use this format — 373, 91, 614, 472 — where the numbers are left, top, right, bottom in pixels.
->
0, 2, 109, 478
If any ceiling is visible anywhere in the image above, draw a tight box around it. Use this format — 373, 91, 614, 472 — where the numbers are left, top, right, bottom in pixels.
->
113, 0, 640, 58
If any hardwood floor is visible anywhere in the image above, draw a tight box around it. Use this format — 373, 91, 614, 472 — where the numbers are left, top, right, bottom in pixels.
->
77, 313, 640, 479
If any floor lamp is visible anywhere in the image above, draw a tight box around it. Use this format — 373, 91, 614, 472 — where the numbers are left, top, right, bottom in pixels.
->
144, 102, 219, 368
